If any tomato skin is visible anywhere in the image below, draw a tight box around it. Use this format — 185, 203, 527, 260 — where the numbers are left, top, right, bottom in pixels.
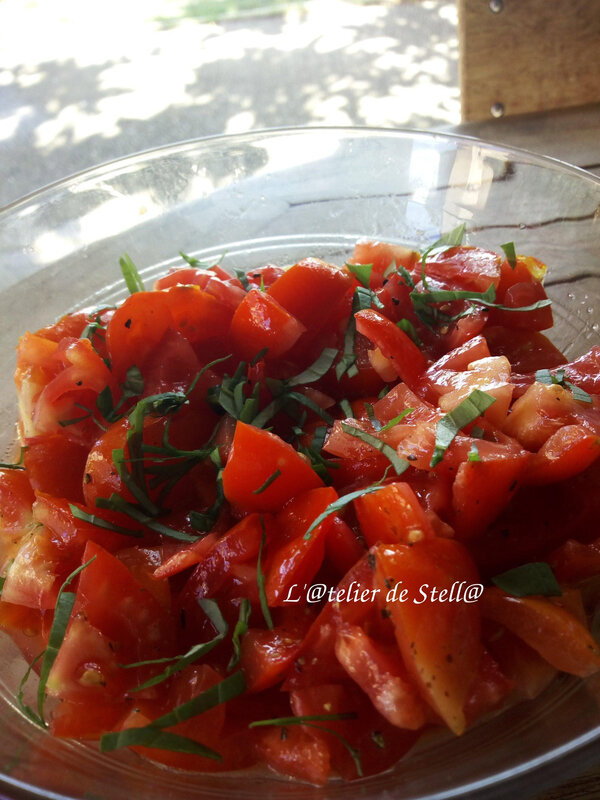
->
162, 284, 234, 345
424, 246, 502, 293
374, 539, 482, 735
485, 326, 567, 373
324, 517, 366, 577
487, 281, 553, 331
355, 309, 428, 391
229, 290, 306, 362
524, 424, 600, 484
351, 239, 419, 289
106, 291, 174, 383
268, 258, 353, 332
23, 434, 89, 503
222, 421, 323, 512
255, 724, 331, 785
354, 482, 435, 547
480, 588, 600, 677
335, 623, 428, 729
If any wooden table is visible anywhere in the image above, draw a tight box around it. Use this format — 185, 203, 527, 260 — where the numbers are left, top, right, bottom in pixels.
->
451, 103, 600, 178
452, 102, 600, 800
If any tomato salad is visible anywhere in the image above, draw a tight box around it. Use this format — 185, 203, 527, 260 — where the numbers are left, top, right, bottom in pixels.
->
2, 230, 600, 784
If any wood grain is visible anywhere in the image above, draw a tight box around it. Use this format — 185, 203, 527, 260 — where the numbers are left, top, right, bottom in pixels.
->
537, 768, 600, 800
458, 0, 600, 122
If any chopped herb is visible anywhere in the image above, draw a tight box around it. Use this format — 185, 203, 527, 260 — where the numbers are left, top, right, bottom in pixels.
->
492, 562, 562, 598
379, 408, 413, 432
304, 478, 390, 541
420, 223, 466, 288
430, 390, 496, 468
95, 494, 200, 542
179, 251, 220, 268
69, 503, 144, 537
100, 671, 246, 755
287, 348, 338, 387
378, 385, 390, 400
36, 557, 96, 724
248, 714, 362, 777
339, 398, 354, 418
228, 598, 251, 671
250, 347, 268, 367
125, 599, 228, 691
501, 242, 517, 269
233, 268, 250, 291
257, 518, 273, 630
396, 318, 422, 346
467, 442, 481, 462
340, 423, 409, 476
346, 262, 373, 289
16, 651, 45, 727
253, 469, 282, 495
364, 402, 382, 432
119, 254, 145, 294
535, 368, 592, 404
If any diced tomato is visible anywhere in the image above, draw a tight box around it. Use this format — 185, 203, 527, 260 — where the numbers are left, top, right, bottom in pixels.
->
335, 623, 427, 729
525, 424, 600, 484
424, 246, 501, 292
324, 517, 366, 577
162, 284, 233, 345
355, 309, 428, 391
222, 421, 323, 512
487, 281, 553, 331
229, 290, 306, 362
354, 482, 435, 546
23, 434, 89, 503
268, 258, 353, 332
485, 326, 567, 373
480, 588, 600, 677
374, 539, 482, 734
255, 724, 331, 785
350, 239, 419, 289
463, 649, 513, 725
484, 624, 557, 700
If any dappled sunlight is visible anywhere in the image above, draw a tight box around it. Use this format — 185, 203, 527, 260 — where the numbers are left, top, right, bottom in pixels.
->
0, 0, 460, 207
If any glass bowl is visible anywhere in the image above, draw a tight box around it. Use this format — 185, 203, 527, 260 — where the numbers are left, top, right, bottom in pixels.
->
1, 127, 600, 800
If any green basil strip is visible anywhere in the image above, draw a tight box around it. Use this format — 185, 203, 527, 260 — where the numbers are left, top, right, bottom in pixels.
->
125, 599, 228, 691
233, 268, 250, 291
535, 368, 592, 404
257, 518, 274, 630
412, 283, 496, 307
112, 448, 159, 517
253, 469, 282, 495
119, 254, 145, 294
340, 423, 409, 476
151, 670, 246, 728
467, 442, 481, 462
501, 242, 517, 269
249, 715, 362, 778
100, 728, 222, 760
339, 398, 354, 418
420, 223, 467, 286
430, 390, 497, 468
492, 562, 562, 598
287, 348, 338, 387
17, 651, 45, 727
364, 402, 382, 432
283, 391, 334, 425
304, 481, 388, 541
37, 556, 97, 723
69, 503, 144, 538
228, 598, 252, 671
0, 446, 27, 471
379, 408, 414, 432
396, 318, 422, 346
95, 495, 199, 542
345, 262, 373, 289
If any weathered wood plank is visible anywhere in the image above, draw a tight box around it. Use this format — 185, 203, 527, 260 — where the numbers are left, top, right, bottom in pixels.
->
458, 0, 600, 121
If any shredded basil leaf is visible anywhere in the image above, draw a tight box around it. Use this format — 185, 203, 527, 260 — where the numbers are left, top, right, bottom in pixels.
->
17, 651, 45, 727
364, 402, 382, 432
430, 390, 496, 468
304, 479, 389, 541
257, 518, 274, 630
346, 262, 373, 289
379, 408, 413, 432
234, 268, 250, 291
492, 562, 562, 598
535, 368, 592, 404
95, 494, 199, 542
36, 556, 97, 724
249, 714, 362, 777
119, 254, 145, 294
69, 503, 144, 537
340, 423, 409, 476
501, 242, 517, 269
467, 442, 481, 462
339, 398, 354, 418
396, 318, 422, 346
100, 672, 248, 756
287, 348, 338, 387
420, 223, 467, 287
253, 469, 282, 495
228, 598, 252, 671
125, 599, 228, 691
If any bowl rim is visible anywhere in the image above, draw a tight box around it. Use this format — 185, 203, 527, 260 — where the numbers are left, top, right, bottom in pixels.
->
1, 124, 599, 218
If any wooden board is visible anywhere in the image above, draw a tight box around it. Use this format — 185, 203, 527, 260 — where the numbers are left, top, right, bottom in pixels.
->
458, 0, 600, 122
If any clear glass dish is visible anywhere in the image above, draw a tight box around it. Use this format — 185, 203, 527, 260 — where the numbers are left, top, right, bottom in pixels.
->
1, 127, 600, 800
